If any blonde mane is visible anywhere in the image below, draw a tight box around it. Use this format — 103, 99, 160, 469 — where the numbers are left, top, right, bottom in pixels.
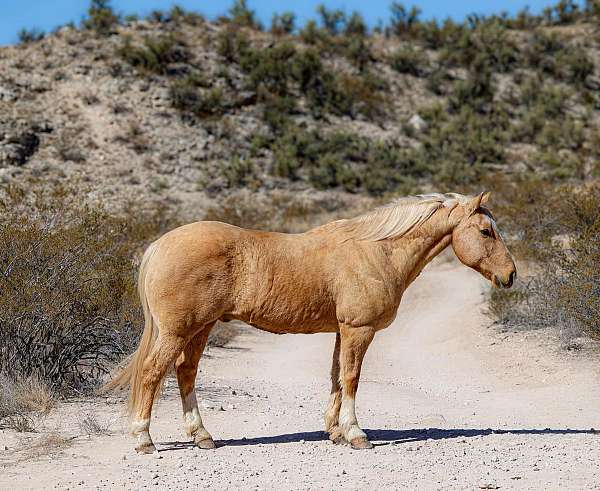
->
321, 193, 471, 241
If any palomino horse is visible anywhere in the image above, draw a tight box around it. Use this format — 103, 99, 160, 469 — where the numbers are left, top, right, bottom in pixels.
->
105, 192, 516, 452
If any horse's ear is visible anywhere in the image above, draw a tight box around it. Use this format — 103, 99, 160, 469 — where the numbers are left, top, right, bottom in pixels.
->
465, 192, 485, 216
481, 191, 491, 204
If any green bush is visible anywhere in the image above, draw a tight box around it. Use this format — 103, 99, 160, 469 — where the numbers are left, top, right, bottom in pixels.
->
216, 28, 251, 63
440, 19, 518, 72
390, 46, 426, 76
316, 4, 346, 35
170, 75, 227, 118
271, 12, 295, 35
448, 62, 495, 112
220, 156, 260, 188
83, 0, 120, 36
410, 105, 508, 186
118, 35, 189, 75
344, 12, 368, 36
267, 126, 420, 195
228, 0, 262, 29
388, 2, 422, 37
418, 18, 464, 50
17, 28, 44, 44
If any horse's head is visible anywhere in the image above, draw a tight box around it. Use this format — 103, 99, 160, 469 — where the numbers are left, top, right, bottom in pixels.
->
451, 192, 517, 288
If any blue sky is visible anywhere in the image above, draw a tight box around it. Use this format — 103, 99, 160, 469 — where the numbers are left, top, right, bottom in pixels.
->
0, 0, 584, 45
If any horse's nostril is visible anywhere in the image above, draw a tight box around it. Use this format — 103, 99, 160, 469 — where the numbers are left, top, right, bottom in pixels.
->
507, 270, 516, 287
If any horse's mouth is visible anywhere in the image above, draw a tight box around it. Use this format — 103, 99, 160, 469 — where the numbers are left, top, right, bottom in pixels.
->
493, 274, 514, 289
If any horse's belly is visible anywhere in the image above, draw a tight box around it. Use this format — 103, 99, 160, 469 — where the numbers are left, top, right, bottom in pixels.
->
228, 301, 339, 334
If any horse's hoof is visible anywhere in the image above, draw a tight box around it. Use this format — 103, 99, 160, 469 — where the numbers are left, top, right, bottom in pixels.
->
331, 435, 347, 445
135, 442, 157, 454
350, 437, 374, 450
328, 427, 347, 445
195, 437, 216, 450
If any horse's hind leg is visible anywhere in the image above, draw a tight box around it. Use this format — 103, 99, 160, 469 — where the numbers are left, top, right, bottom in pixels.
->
133, 333, 187, 454
324, 333, 344, 444
175, 323, 216, 449
338, 324, 375, 450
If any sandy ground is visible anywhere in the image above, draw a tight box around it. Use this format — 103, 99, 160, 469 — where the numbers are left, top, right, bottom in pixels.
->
2, 258, 600, 490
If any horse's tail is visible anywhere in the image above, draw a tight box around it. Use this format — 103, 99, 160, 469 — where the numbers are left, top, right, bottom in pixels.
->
101, 241, 159, 419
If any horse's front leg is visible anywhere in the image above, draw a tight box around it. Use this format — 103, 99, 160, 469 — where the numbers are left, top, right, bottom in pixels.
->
324, 333, 344, 443
338, 323, 375, 449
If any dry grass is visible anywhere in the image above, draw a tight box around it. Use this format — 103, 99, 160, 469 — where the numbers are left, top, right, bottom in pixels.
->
0, 374, 55, 432
79, 412, 110, 436
13, 376, 56, 414
17, 432, 75, 461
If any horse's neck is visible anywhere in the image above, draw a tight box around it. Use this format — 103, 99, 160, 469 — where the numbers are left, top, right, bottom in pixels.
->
387, 208, 456, 288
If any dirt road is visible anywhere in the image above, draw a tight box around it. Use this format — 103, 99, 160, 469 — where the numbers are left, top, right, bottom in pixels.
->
2, 258, 600, 489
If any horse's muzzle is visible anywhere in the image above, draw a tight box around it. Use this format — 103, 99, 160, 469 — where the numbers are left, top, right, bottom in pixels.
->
495, 270, 516, 289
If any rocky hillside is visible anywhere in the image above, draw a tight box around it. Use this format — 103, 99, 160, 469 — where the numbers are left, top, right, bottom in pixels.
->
0, 1, 599, 220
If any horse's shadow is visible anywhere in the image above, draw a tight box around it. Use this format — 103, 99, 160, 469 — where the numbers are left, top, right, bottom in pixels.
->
157, 427, 598, 451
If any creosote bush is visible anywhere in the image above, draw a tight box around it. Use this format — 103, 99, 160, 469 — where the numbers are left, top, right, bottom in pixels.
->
83, 0, 120, 36
486, 180, 600, 340
0, 185, 180, 395
117, 35, 189, 75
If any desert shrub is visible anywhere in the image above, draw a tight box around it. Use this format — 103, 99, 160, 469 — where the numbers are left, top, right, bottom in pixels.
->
511, 79, 571, 144
507, 6, 540, 29
536, 117, 584, 151
339, 36, 373, 71
220, 38, 387, 121
0, 185, 180, 394
299, 20, 327, 45
113, 120, 151, 153
418, 18, 464, 50
448, 63, 495, 112
268, 126, 420, 194
228, 0, 262, 30
170, 75, 227, 118
523, 31, 565, 75
17, 28, 44, 44
316, 4, 346, 35
245, 42, 297, 96
83, 0, 120, 36
488, 181, 599, 340
410, 105, 508, 186
390, 46, 426, 76
524, 31, 595, 85
344, 12, 368, 36
563, 48, 595, 85
531, 149, 584, 179
271, 12, 295, 35
219, 156, 260, 189
551, 0, 581, 24
117, 35, 189, 75
388, 2, 422, 38
425, 68, 449, 95
216, 28, 251, 63
440, 19, 518, 73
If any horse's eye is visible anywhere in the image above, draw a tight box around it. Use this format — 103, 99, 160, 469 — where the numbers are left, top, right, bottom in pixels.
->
480, 229, 492, 238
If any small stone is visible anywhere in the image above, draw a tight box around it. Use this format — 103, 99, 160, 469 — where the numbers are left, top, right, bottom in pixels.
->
408, 114, 428, 132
